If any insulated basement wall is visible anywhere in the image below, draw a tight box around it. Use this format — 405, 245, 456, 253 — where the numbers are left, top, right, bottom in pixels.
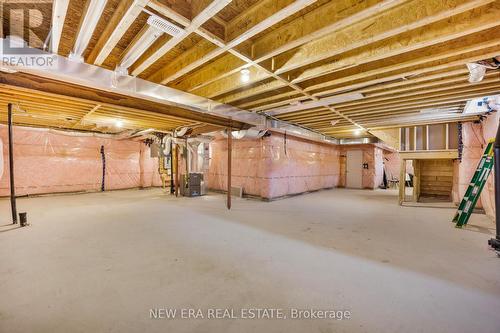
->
383, 151, 401, 181
0, 125, 162, 196
208, 131, 341, 199
338, 144, 386, 189
453, 114, 499, 220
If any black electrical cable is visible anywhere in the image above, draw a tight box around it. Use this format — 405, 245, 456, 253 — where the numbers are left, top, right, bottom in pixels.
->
100, 145, 105, 192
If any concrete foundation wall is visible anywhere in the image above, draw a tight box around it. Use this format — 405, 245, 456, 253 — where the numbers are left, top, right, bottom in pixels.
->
0, 125, 162, 196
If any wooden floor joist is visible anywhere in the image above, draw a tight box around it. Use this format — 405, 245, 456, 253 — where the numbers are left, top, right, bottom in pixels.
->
4, 0, 500, 137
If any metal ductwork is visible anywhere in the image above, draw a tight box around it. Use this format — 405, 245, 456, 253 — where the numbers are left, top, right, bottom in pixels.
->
466, 56, 500, 83
220, 128, 270, 139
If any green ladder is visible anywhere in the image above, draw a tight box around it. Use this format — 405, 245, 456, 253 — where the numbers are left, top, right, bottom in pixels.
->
453, 140, 495, 228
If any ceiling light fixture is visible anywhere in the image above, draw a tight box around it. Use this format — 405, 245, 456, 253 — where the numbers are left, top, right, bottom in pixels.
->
115, 119, 124, 128
240, 68, 250, 83
353, 129, 361, 136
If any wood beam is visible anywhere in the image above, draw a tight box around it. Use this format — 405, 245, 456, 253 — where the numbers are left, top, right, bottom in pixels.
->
0, 72, 251, 130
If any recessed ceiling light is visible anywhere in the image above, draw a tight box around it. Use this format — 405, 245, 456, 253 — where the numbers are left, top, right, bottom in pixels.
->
115, 120, 123, 128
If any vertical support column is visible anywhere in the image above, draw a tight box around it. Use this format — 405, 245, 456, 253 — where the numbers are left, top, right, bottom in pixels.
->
185, 138, 189, 176
175, 144, 180, 197
399, 159, 405, 205
227, 127, 232, 210
170, 139, 174, 194
413, 126, 417, 151
426, 125, 430, 150
413, 160, 420, 202
445, 123, 449, 150
398, 128, 402, 151
7, 103, 17, 224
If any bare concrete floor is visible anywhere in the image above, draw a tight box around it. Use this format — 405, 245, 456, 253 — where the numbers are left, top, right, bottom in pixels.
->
1, 188, 499, 333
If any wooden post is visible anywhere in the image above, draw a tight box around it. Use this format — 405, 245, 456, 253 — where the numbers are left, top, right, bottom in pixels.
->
413, 160, 420, 202
7, 104, 17, 224
399, 159, 406, 205
445, 123, 449, 150
227, 127, 232, 210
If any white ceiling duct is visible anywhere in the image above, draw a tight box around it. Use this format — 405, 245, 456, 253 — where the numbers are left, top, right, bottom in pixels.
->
162, 136, 172, 155
463, 95, 500, 114
69, 0, 107, 62
466, 57, 500, 83
487, 95, 500, 111
220, 128, 269, 139
175, 127, 192, 137
117, 26, 162, 73
466, 63, 487, 83
117, 15, 185, 74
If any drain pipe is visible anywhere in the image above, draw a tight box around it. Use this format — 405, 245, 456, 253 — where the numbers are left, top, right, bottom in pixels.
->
7, 103, 17, 224
489, 120, 500, 253
7, 104, 17, 224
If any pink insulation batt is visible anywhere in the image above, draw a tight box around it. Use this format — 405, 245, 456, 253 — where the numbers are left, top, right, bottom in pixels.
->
208, 131, 341, 199
0, 125, 162, 197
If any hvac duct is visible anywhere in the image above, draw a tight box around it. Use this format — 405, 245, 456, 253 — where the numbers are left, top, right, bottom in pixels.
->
466, 56, 500, 83
220, 128, 269, 139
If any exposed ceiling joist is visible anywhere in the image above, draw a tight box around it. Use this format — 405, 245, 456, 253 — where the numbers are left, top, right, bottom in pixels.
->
70, 0, 108, 61
89, 0, 149, 65
147, 0, 317, 84
131, 0, 232, 75
50, 0, 70, 54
